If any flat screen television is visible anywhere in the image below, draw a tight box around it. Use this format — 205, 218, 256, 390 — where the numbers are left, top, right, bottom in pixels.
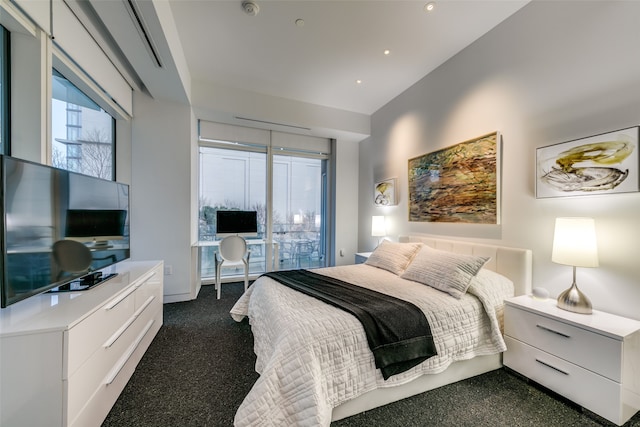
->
216, 210, 258, 238
1, 155, 130, 308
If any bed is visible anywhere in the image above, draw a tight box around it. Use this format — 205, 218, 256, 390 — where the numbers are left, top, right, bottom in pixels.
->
230, 235, 532, 426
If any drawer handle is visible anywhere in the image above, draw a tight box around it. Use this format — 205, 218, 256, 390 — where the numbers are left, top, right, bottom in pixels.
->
138, 270, 157, 286
104, 296, 156, 348
104, 270, 158, 310
104, 286, 137, 311
536, 324, 570, 338
535, 358, 569, 376
104, 318, 155, 385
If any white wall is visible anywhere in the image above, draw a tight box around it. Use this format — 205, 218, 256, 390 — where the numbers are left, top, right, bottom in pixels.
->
334, 138, 360, 266
359, 1, 640, 320
131, 92, 199, 302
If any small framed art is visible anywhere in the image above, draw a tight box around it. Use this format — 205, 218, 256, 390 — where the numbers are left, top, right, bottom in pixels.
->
536, 126, 639, 198
374, 178, 397, 206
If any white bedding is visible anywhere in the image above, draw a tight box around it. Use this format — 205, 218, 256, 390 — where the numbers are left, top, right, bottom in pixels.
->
230, 263, 514, 426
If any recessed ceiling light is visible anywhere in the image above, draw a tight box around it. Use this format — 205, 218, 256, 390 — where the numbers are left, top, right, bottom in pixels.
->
384, 49, 390, 55
295, 18, 305, 27
424, 2, 435, 12
356, 79, 362, 85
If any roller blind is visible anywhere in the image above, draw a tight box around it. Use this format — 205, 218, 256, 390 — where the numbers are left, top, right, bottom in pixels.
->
271, 131, 330, 155
199, 120, 269, 147
14, 0, 133, 117
199, 120, 331, 155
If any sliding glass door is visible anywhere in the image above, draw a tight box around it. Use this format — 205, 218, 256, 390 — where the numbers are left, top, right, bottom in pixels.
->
198, 141, 330, 283
273, 154, 326, 270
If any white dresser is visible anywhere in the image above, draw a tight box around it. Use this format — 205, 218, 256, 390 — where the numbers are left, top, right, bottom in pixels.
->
504, 295, 640, 425
0, 260, 164, 427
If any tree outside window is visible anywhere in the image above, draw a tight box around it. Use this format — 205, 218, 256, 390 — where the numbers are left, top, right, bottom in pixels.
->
51, 69, 115, 180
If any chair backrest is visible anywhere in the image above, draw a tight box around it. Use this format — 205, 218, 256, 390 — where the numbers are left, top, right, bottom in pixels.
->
53, 239, 93, 273
219, 236, 247, 262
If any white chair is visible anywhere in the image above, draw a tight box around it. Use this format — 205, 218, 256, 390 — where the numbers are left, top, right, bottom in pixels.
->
214, 236, 250, 299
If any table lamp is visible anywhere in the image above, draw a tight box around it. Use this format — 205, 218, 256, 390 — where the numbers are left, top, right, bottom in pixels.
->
371, 216, 386, 246
551, 217, 598, 314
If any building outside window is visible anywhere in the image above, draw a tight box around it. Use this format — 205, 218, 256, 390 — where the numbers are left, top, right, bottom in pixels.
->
51, 69, 115, 180
0, 25, 9, 155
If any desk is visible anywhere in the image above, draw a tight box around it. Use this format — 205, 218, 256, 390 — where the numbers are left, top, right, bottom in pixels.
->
197, 239, 280, 278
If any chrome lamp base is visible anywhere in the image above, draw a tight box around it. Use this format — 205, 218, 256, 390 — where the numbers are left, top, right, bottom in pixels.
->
557, 266, 592, 314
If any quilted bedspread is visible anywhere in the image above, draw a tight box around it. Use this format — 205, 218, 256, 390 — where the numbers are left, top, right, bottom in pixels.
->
230, 264, 514, 426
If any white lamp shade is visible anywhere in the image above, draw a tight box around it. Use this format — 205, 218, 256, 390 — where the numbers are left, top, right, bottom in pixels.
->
552, 217, 599, 268
371, 216, 386, 237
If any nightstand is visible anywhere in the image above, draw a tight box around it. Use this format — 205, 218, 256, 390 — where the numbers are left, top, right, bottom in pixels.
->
354, 252, 372, 264
504, 295, 640, 425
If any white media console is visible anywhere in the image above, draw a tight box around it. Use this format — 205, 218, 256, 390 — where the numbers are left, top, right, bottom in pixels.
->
0, 260, 164, 427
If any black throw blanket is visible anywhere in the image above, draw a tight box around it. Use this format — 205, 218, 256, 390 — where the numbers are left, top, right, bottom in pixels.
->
262, 269, 437, 379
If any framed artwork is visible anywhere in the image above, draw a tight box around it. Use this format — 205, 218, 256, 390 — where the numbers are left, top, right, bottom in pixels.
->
536, 126, 639, 198
408, 132, 500, 224
374, 178, 397, 206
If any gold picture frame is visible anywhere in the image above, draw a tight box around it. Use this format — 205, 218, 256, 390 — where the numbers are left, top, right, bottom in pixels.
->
408, 132, 500, 224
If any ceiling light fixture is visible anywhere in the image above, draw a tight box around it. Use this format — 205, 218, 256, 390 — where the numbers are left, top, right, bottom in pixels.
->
356, 79, 362, 85
424, 2, 435, 12
295, 18, 305, 27
384, 49, 390, 55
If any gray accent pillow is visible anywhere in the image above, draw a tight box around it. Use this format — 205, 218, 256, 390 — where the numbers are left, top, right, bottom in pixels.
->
401, 245, 490, 298
365, 240, 423, 275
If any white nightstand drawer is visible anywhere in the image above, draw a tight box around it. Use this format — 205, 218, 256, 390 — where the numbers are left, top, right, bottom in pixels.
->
505, 336, 621, 424
505, 304, 622, 382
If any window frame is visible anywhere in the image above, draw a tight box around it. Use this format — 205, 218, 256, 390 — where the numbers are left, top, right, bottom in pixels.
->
0, 25, 10, 155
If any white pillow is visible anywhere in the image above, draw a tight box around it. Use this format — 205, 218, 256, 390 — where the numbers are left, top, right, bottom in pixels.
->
365, 240, 423, 275
470, 268, 514, 295
401, 245, 490, 298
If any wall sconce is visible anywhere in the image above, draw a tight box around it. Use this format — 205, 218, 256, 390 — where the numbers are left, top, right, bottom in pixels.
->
371, 215, 386, 246
552, 217, 599, 314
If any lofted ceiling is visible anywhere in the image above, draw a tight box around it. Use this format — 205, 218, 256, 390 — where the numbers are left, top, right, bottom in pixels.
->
84, 0, 529, 117
169, 0, 529, 115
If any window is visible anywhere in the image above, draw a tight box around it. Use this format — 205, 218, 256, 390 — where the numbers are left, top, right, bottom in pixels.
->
198, 127, 331, 283
51, 69, 115, 180
199, 146, 268, 278
0, 25, 9, 155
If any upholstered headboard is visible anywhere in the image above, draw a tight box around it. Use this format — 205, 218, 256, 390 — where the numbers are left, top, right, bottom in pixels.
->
399, 235, 533, 296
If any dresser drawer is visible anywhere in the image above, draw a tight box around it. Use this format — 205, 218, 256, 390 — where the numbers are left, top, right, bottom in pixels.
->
134, 268, 162, 310
66, 301, 161, 425
65, 288, 137, 378
504, 336, 621, 424
68, 308, 162, 427
505, 304, 622, 381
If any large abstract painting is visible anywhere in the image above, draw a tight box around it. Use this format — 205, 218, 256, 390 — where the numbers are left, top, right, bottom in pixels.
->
408, 132, 499, 224
536, 126, 639, 198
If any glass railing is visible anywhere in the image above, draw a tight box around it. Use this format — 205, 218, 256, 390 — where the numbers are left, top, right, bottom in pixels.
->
199, 234, 325, 281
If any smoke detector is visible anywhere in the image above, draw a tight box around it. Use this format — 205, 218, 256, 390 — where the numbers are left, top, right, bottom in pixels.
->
242, 1, 259, 16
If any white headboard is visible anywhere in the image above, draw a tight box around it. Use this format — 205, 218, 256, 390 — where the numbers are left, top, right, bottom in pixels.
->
399, 235, 533, 296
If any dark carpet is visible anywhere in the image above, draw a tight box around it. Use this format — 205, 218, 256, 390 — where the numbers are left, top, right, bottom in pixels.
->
103, 282, 640, 427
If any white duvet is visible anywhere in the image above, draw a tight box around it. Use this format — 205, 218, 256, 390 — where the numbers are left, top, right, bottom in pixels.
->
230, 264, 514, 426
